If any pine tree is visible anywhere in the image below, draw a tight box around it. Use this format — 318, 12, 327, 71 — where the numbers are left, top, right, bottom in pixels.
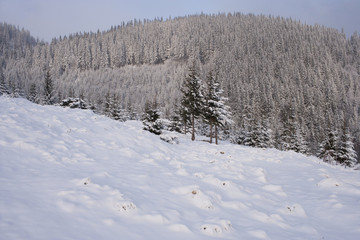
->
0, 70, 9, 95
109, 94, 120, 120
294, 127, 309, 154
203, 70, 218, 143
42, 68, 55, 105
202, 70, 232, 144
28, 83, 38, 103
142, 100, 161, 135
169, 107, 182, 133
103, 92, 112, 117
278, 104, 297, 151
337, 124, 357, 167
178, 101, 191, 134
318, 130, 338, 165
180, 62, 204, 141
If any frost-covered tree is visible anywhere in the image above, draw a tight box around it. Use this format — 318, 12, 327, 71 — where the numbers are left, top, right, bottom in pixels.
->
278, 104, 298, 151
203, 70, 232, 144
337, 124, 357, 167
180, 63, 204, 141
142, 100, 161, 135
28, 83, 39, 103
0, 70, 9, 95
318, 130, 339, 165
293, 127, 309, 155
42, 68, 56, 105
103, 92, 112, 117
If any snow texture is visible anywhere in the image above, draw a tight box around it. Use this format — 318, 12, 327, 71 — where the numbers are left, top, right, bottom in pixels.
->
1, 96, 360, 240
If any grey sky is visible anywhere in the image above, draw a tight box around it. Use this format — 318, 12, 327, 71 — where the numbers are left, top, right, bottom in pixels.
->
0, 0, 359, 42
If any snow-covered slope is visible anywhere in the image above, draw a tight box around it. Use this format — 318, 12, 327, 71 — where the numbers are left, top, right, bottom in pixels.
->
1, 96, 359, 240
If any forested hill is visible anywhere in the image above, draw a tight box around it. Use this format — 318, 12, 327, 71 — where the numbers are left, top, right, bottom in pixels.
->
0, 13, 359, 161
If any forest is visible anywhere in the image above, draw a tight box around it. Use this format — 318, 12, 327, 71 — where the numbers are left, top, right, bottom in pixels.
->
0, 13, 359, 165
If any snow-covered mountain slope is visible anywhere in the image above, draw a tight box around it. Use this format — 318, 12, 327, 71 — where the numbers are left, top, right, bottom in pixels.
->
1, 96, 359, 240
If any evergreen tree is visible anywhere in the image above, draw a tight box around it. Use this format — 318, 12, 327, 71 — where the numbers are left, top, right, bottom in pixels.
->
28, 83, 38, 103
244, 121, 273, 149
0, 70, 9, 95
278, 104, 297, 151
202, 70, 232, 144
109, 94, 120, 120
319, 130, 339, 165
294, 127, 309, 154
169, 107, 182, 133
178, 102, 191, 134
42, 68, 55, 105
142, 100, 161, 135
103, 92, 112, 117
180, 62, 204, 141
203, 70, 219, 143
337, 124, 357, 167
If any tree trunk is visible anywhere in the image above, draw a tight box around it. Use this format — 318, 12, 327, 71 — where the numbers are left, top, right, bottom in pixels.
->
191, 114, 195, 141
209, 122, 213, 144
215, 125, 218, 145
184, 120, 187, 135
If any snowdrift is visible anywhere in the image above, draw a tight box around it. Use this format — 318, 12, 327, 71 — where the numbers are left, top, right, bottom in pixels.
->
1, 96, 360, 240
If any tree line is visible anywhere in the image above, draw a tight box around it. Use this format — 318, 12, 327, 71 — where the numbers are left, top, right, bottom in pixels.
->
0, 12, 359, 167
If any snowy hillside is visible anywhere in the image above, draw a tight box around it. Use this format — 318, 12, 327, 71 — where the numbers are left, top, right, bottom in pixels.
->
1, 96, 360, 240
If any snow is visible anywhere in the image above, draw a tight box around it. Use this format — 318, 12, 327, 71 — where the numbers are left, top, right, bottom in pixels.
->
1, 96, 360, 240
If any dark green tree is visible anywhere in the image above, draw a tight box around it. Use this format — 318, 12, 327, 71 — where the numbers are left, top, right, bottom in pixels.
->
318, 129, 339, 165
337, 123, 357, 167
0, 69, 9, 95
180, 62, 204, 141
28, 83, 38, 103
142, 100, 161, 135
42, 68, 55, 105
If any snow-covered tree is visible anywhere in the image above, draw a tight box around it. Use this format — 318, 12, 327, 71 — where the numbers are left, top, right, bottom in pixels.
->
203, 70, 232, 144
278, 104, 297, 151
42, 68, 56, 105
142, 100, 161, 135
293, 127, 309, 155
0, 70, 9, 96
180, 62, 204, 141
337, 124, 357, 167
28, 83, 39, 103
318, 130, 339, 165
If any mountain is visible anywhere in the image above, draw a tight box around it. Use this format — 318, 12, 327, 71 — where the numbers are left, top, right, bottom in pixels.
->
1, 96, 360, 239
0, 13, 359, 161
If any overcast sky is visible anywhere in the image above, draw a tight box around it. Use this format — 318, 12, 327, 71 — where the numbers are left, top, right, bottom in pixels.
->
0, 0, 359, 42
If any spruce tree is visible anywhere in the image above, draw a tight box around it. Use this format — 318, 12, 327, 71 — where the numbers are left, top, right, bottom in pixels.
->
203, 70, 232, 144
0, 70, 9, 96
43, 68, 55, 105
179, 101, 191, 134
142, 100, 161, 135
109, 94, 120, 120
337, 124, 357, 167
180, 62, 204, 141
203, 70, 218, 143
278, 104, 297, 151
103, 92, 112, 117
28, 83, 38, 103
318, 130, 338, 165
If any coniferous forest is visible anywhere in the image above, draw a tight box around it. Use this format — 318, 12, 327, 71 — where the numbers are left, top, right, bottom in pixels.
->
0, 13, 359, 166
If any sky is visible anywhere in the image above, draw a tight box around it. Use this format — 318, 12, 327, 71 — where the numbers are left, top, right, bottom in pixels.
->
0, 0, 359, 42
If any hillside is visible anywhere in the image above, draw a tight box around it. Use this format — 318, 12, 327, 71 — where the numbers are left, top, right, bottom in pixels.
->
1, 13, 360, 161
1, 96, 360, 240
